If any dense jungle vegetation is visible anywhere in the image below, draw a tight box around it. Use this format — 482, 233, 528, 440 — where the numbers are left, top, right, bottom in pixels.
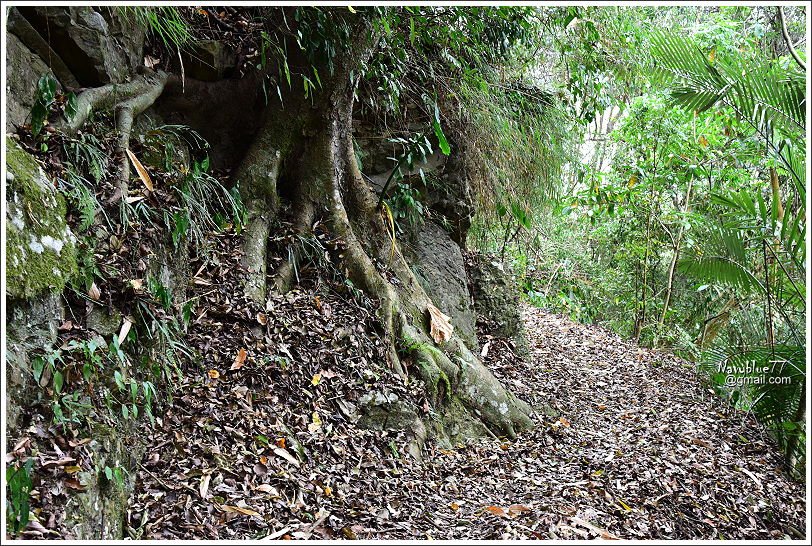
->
463, 5, 808, 472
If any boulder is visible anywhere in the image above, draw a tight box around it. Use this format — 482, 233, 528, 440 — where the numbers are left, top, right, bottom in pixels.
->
5, 32, 59, 132
15, 6, 144, 86
408, 220, 478, 349
467, 253, 530, 355
6, 137, 78, 300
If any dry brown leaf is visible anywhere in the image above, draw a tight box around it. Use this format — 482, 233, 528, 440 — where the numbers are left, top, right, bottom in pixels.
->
558, 416, 571, 427
88, 282, 101, 301
484, 505, 507, 518
220, 505, 259, 516
272, 446, 300, 467
207, 369, 220, 379
508, 504, 531, 517
427, 303, 453, 343
126, 149, 154, 191
118, 318, 133, 343
64, 478, 86, 491
256, 312, 268, 325
231, 348, 247, 371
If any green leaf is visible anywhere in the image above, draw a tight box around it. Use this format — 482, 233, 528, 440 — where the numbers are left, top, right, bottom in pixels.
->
65, 92, 78, 121
432, 103, 451, 156
53, 370, 64, 394
32, 357, 45, 383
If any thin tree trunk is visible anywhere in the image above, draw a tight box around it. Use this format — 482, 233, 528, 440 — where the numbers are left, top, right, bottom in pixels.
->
659, 174, 694, 327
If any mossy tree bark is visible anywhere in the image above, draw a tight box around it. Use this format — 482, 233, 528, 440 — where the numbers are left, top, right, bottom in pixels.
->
235, 21, 534, 439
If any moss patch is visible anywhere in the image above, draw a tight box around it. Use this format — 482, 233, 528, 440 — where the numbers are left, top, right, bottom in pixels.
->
6, 137, 78, 299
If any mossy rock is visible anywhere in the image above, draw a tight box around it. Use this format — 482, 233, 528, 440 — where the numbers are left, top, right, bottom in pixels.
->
6, 137, 78, 299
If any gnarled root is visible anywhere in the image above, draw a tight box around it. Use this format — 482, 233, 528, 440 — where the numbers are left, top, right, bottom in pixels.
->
113, 72, 169, 199
57, 70, 169, 135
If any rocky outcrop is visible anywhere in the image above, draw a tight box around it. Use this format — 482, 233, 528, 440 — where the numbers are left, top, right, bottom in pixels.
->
407, 220, 478, 349
6, 137, 78, 299
5, 32, 59, 132
467, 252, 530, 355
14, 6, 144, 87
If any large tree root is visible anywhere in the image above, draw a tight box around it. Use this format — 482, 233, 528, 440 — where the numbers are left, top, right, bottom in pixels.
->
57, 70, 169, 135
233, 20, 534, 441
47, 70, 169, 203
113, 72, 169, 199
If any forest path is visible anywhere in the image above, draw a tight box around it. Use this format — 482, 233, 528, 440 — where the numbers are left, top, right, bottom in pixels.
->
449, 305, 806, 539
128, 270, 806, 540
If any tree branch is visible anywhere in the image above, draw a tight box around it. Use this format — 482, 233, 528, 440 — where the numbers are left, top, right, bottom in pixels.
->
778, 7, 806, 71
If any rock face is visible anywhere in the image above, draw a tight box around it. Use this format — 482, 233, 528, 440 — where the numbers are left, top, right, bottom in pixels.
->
15, 6, 144, 86
5, 33, 58, 132
467, 253, 530, 355
408, 220, 478, 350
6, 137, 78, 299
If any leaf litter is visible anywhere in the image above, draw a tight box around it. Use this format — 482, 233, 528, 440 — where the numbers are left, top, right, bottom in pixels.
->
123, 232, 804, 540
6, 221, 805, 540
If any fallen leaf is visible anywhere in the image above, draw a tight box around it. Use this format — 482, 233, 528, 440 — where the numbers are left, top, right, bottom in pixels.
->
64, 478, 86, 491
272, 447, 300, 467
118, 318, 133, 343
558, 416, 571, 427
64, 465, 82, 474
427, 303, 454, 343
220, 505, 259, 516
308, 412, 322, 433
484, 505, 507, 518
231, 348, 247, 371
88, 282, 101, 301
450, 502, 460, 511
129, 278, 144, 292
323, 485, 332, 496
208, 369, 220, 379
256, 312, 268, 325
508, 504, 532, 517
275, 437, 286, 449
199, 473, 211, 499
126, 149, 154, 191
311, 373, 322, 386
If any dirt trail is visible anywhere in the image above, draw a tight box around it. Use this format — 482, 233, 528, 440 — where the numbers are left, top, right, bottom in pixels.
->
128, 271, 806, 540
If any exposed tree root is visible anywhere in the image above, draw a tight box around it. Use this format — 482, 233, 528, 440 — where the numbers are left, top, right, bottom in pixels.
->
57, 70, 169, 135
231, 21, 534, 440
113, 72, 169, 199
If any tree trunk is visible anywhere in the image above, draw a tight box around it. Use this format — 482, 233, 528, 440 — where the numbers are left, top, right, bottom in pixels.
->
232, 20, 534, 441
659, 174, 694, 327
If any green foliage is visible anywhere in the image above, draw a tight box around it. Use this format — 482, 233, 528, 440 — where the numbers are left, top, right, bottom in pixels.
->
6, 458, 34, 536
121, 7, 194, 51
386, 182, 424, 233
650, 30, 806, 191
30, 74, 57, 137
126, 126, 243, 252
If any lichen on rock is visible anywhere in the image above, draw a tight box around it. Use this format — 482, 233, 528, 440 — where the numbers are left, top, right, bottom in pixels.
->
5, 136, 78, 299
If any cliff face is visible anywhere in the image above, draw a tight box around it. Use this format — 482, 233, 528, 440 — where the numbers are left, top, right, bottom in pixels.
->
4, 7, 531, 539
